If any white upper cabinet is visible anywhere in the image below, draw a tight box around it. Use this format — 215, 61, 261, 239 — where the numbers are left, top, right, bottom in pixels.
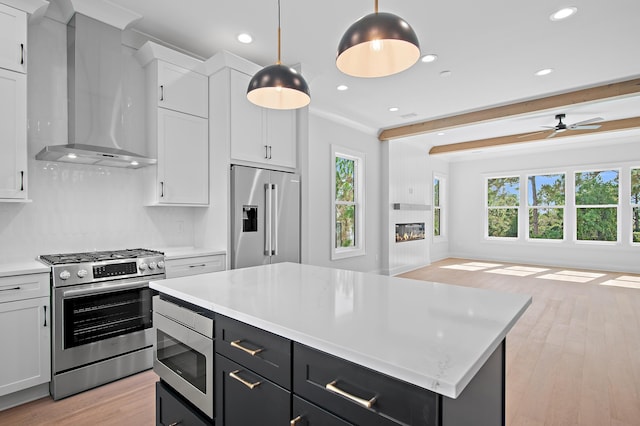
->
137, 42, 209, 206
156, 61, 208, 118
156, 108, 208, 205
229, 69, 297, 169
0, 3, 27, 201
0, 3, 27, 74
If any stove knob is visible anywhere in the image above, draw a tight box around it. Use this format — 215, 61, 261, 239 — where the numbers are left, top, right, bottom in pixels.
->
157, 261, 165, 269
77, 269, 88, 278
139, 262, 148, 271
60, 270, 71, 280
149, 262, 157, 270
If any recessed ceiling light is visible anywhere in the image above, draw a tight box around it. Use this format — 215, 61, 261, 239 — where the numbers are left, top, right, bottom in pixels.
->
389, 107, 399, 112
130, 161, 139, 166
550, 7, 577, 21
439, 70, 452, 78
337, 85, 348, 91
437, 132, 445, 136
535, 68, 554, 76
237, 33, 253, 44
421, 54, 438, 63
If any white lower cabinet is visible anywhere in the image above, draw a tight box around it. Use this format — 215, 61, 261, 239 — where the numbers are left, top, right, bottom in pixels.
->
0, 295, 50, 396
165, 254, 226, 279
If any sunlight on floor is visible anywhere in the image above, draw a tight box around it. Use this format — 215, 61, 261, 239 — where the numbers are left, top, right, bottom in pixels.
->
442, 262, 503, 271
537, 270, 606, 283
600, 275, 640, 289
485, 266, 549, 277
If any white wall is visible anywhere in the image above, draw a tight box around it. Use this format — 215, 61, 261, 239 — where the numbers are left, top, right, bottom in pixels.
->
0, 17, 196, 262
448, 137, 640, 273
304, 113, 382, 273
381, 137, 450, 275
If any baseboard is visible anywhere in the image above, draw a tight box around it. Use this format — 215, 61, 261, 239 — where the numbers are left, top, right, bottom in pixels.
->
0, 383, 50, 411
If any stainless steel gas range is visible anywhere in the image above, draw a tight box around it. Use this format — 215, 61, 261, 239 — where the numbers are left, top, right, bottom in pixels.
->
38, 248, 165, 400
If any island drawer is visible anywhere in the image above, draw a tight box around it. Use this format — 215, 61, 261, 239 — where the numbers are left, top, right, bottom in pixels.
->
156, 381, 213, 426
215, 354, 291, 426
293, 343, 439, 426
215, 314, 291, 389
0, 273, 49, 304
292, 395, 354, 425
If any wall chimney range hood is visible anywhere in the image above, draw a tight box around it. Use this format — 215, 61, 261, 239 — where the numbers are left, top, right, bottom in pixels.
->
36, 13, 155, 169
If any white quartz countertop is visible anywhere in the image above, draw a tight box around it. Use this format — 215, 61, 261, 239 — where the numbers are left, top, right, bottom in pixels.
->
150, 262, 531, 399
155, 246, 226, 260
0, 260, 50, 278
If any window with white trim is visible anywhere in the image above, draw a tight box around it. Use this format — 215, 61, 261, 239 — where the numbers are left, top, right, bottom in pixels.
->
331, 146, 365, 259
527, 173, 565, 240
575, 169, 619, 242
486, 176, 519, 238
631, 168, 640, 243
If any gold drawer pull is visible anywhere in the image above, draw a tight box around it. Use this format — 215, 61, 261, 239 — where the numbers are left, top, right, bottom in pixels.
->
325, 380, 377, 408
230, 339, 264, 356
290, 415, 303, 425
229, 370, 261, 389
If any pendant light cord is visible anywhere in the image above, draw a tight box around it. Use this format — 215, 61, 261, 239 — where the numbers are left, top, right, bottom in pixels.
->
277, 0, 282, 64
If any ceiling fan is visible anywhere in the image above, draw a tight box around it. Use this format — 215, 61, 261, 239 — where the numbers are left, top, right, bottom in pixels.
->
521, 113, 604, 139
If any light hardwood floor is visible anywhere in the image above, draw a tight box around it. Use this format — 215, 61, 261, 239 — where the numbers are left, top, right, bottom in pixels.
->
1, 258, 639, 425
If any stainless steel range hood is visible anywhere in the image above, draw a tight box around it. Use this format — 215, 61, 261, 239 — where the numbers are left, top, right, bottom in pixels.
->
36, 14, 155, 169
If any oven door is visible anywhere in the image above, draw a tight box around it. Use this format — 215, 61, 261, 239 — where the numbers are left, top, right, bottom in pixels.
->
154, 307, 214, 419
53, 278, 154, 374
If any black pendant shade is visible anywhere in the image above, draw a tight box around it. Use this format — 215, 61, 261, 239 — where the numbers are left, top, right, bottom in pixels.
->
337, 11, 420, 78
247, 63, 310, 110
246, 0, 310, 110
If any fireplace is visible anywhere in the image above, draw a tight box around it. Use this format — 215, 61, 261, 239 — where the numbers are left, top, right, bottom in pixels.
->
395, 223, 425, 243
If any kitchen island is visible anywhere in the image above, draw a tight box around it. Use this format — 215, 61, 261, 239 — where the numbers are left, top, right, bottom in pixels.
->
150, 262, 531, 425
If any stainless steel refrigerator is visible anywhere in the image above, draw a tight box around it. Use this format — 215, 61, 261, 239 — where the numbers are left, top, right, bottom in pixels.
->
231, 165, 300, 269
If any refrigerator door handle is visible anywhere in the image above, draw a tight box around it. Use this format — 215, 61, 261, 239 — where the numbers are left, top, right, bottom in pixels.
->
265, 183, 272, 256
272, 184, 278, 256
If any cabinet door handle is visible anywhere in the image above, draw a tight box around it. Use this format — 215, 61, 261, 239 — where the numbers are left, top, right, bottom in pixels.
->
230, 339, 264, 356
264, 145, 269, 159
229, 370, 261, 389
325, 380, 377, 408
160, 181, 164, 197
0, 286, 21, 292
20, 171, 24, 191
20, 43, 24, 65
290, 415, 303, 426
43, 306, 47, 327
268, 145, 272, 159
160, 85, 164, 101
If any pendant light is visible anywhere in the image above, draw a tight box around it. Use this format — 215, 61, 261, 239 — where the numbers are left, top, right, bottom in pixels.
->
337, 0, 420, 78
247, 0, 310, 110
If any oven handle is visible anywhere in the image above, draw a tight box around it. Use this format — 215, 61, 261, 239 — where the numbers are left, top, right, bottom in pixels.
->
62, 280, 149, 298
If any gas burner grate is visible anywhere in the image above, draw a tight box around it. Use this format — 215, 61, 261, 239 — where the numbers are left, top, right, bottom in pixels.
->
39, 248, 164, 265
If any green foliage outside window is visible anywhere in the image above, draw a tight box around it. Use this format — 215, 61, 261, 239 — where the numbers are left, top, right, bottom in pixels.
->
528, 174, 565, 240
575, 170, 618, 242
487, 177, 519, 238
631, 169, 640, 243
434, 178, 441, 236
335, 157, 356, 248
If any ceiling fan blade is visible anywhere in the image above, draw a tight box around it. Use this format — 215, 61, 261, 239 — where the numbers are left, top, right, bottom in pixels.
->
546, 130, 559, 139
572, 124, 602, 130
570, 117, 604, 126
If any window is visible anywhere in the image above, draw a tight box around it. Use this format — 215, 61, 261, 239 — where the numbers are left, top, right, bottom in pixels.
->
487, 177, 519, 238
632, 168, 640, 243
527, 173, 565, 240
332, 146, 365, 259
575, 169, 619, 242
433, 176, 443, 237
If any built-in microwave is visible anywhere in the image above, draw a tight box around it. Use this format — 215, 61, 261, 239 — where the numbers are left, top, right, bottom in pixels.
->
153, 295, 214, 419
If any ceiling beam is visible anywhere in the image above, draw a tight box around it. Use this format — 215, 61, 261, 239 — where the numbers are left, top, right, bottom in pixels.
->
378, 77, 640, 141
428, 116, 640, 155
